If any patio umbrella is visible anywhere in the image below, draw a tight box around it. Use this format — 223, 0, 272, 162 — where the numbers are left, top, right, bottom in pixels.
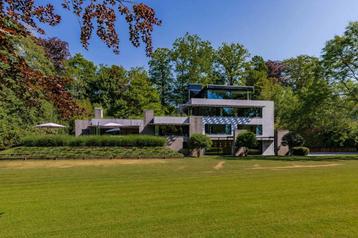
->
101, 122, 122, 128
35, 123, 66, 128
105, 128, 121, 133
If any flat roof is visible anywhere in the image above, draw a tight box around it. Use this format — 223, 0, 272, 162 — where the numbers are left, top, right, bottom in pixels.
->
188, 84, 254, 92
181, 98, 272, 108
91, 119, 143, 127
151, 116, 189, 125
205, 84, 254, 91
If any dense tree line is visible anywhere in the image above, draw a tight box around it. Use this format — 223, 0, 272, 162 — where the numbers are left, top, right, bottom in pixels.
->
0, 13, 356, 148
148, 25, 357, 148
0, 17, 84, 148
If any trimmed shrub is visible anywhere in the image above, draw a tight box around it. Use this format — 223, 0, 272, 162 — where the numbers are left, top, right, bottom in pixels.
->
235, 132, 257, 148
282, 132, 304, 148
21, 135, 166, 147
235, 132, 258, 157
0, 147, 184, 159
189, 134, 212, 157
22, 135, 69, 147
292, 147, 310, 156
282, 132, 305, 155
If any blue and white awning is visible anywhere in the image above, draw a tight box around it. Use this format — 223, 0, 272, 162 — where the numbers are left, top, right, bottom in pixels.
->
202, 117, 251, 127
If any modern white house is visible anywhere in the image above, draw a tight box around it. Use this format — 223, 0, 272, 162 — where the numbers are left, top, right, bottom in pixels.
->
75, 84, 275, 155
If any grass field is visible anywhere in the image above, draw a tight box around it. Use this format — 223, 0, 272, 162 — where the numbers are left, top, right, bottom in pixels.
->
1, 156, 358, 237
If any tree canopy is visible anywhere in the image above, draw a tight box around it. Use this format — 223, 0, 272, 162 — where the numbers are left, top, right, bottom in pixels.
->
0, 13, 357, 149
215, 43, 249, 85
1, 0, 161, 55
322, 22, 358, 101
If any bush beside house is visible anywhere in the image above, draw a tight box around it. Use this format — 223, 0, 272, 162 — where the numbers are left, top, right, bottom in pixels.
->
292, 147, 310, 156
235, 132, 258, 157
189, 134, 212, 157
282, 132, 309, 156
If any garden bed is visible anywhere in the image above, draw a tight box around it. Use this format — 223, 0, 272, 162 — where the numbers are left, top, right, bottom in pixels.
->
0, 147, 183, 160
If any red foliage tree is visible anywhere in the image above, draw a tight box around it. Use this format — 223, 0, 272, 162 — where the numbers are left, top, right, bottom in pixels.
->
0, 17, 84, 119
37, 37, 70, 71
265, 60, 286, 83
1, 0, 161, 56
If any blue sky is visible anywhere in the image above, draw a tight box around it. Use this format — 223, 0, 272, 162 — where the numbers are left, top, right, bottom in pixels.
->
40, 0, 358, 69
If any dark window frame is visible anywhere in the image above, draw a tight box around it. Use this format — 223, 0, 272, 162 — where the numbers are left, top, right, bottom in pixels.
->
205, 124, 232, 135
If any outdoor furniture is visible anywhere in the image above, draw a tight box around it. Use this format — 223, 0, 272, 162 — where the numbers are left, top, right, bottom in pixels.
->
35, 123, 66, 128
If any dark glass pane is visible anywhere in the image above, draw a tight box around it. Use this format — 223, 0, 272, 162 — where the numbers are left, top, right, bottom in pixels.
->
205, 124, 232, 135
237, 108, 262, 118
191, 107, 262, 117
206, 89, 251, 100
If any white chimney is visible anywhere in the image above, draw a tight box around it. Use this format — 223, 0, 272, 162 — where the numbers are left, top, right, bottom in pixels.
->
94, 108, 103, 119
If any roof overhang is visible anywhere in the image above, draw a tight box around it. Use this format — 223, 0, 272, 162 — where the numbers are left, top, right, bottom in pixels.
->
205, 84, 254, 91
180, 99, 271, 109
151, 116, 189, 126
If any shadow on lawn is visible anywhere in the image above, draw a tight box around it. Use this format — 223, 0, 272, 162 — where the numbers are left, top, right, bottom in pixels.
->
0, 212, 4, 218
211, 155, 358, 162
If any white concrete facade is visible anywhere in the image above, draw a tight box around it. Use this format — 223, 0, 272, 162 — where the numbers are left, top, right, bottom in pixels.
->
184, 98, 275, 155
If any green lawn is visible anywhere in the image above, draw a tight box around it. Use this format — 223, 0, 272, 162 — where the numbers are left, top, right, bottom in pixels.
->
1, 157, 358, 237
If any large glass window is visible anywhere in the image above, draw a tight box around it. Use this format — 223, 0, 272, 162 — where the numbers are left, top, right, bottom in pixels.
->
207, 90, 251, 100
205, 124, 232, 135
190, 107, 262, 118
191, 107, 221, 116
237, 108, 262, 118
188, 84, 203, 99
155, 125, 189, 136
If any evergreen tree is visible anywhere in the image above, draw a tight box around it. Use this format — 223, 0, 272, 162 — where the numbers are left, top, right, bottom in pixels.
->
149, 48, 175, 113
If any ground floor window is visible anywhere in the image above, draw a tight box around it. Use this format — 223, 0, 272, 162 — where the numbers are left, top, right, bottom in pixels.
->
205, 124, 232, 135
155, 125, 189, 136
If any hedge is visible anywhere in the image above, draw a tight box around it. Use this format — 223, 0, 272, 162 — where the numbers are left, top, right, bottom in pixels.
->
189, 134, 212, 149
0, 147, 183, 159
292, 147, 310, 156
21, 135, 166, 147
235, 132, 257, 148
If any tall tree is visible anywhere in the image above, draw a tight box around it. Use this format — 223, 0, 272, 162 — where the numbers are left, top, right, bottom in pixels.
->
171, 33, 216, 104
258, 77, 299, 129
148, 48, 175, 113
265, 60, 286, 83
1, 0, 161, 55
65, 54, 97, 100
0, 18, 84, 147
88, 65, 127, 108
244, 56, 269, 97
108, 68, 163, 118
37, 37, 70, 72
282, 55, 323, 92
215, 43, 249, 85
322, 21, 358, 101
